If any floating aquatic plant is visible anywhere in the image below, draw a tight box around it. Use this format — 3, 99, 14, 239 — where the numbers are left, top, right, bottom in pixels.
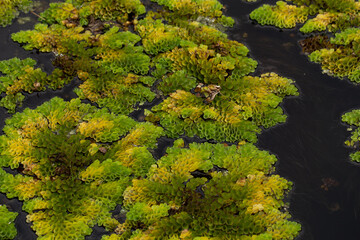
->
104, 140, 301, 239
140, 15, 298, 142
0, 57, 72, 113
11, 24, 153, 114
0, 97, 164, 239
308, 28, 360, 83
299, 35, 335, 54
0, 205, 18, 239
0, 0, 33, 27
148, 73, 298, 142
250, 1, 308, 29
249, 0, 360, 83
149, 0, 235, 27
74, 72, 156, 115
250, 0, 360, 33
10, 0, 298, 138
40, 0, 145, 27
0, 0, 301, 238
342, 109, 360, 162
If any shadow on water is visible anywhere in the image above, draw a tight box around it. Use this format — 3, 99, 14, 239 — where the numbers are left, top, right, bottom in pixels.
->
221, 0, 360, 239
2, 0, 360, 239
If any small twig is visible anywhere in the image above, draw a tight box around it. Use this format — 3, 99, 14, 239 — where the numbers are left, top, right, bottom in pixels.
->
30, 11, 45, 20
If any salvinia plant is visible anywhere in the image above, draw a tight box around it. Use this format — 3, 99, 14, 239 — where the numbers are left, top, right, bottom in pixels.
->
0, 99, 301, 239
0, 97, 164, 239
250, 0, 360, 83
0, 57, 72, 113
342, 110, 360, 162
0, 205, 18, 239
250, 0, 360, 165
0, 0, 301, 239
105, 140, 300, 240
9, 0, 299, 142
0, 0, 33, 27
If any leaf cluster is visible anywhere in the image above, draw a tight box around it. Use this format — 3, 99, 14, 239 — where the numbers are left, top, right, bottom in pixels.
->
308, 28, 360, 83
0, 58, 72, 113
250, 0, 360, 33
0, 98, 164, 239
148, 73, 298, 142
0, 0, 33, 27
105, 141, 300, 240
342, 110, 360, 162
0, 205, 18, 240
250, 0, 360, 84
0, 0, 301, 239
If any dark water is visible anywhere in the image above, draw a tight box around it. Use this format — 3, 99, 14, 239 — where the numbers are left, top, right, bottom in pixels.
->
222, 0, 360, 239
2, 0, 360, 239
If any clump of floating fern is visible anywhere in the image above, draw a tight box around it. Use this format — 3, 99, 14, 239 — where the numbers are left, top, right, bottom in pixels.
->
0, 97, 164, 239
147, 72, 298, 143
11, 21, 154, 114
308, 28, 360, 83
0, 205, 18, 239
249, 0, 360, 84
250, 1, 308, 29
250, 0, 360, 32
0, 0, 33, 27
11, 0, 299, 141
149, 0, 235, 27
0, 57, 72, 113
342, 109, 360, 162
140, 14, 298, 142
4, 1, 301, 239
38, 0, 145, 27
103, 140, 301, 240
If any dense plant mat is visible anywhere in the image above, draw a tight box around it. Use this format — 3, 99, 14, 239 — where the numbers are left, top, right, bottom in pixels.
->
107, 140, 300, 240
0, 97, 164, 239
0, 0, 33, 27
0, 0, 301, 239
0, 57, 72, 113
0, 205, 18, 239
250, 0, 360, 83
148, 73, 297, 142
0, 99, 301, 239
6, 0, 299, 142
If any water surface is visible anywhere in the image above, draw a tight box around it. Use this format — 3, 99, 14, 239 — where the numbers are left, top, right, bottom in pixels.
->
222, 1, 360, 239
2, 0, 360, 239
